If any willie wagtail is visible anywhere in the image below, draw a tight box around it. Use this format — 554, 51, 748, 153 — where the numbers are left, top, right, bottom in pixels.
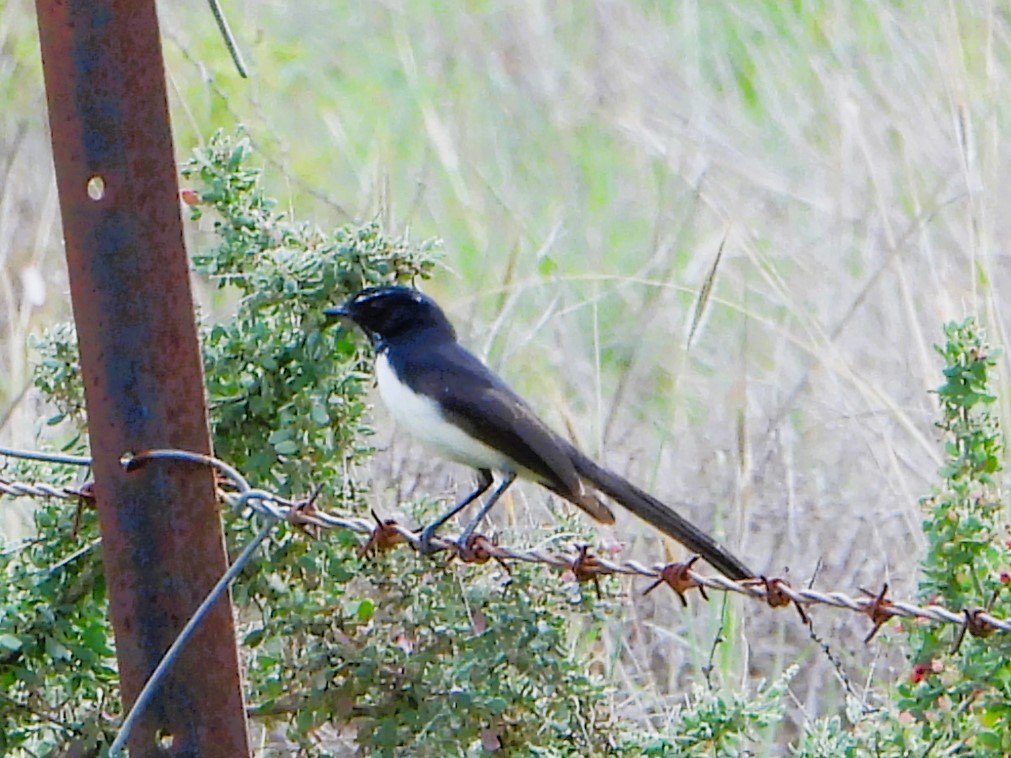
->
325, 285, 754, 581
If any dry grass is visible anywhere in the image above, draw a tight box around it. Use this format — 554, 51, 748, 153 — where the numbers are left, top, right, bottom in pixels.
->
4, 0, 1011, 748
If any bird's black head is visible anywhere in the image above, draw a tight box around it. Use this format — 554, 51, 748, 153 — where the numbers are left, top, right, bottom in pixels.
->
325, 286, 456, 347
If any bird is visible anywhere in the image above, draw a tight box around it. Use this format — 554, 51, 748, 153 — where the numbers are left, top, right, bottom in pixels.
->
325, 285, 754, 581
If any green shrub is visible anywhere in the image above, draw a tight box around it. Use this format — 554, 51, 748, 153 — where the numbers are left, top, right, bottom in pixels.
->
8, 134, 1010, 756
2, 133, 656, 755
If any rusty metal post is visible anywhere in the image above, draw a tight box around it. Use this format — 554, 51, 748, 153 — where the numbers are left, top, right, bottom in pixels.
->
35, 2, 251, 755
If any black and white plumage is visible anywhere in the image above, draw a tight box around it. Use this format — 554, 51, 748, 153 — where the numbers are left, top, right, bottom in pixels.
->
326, 285, 754, 581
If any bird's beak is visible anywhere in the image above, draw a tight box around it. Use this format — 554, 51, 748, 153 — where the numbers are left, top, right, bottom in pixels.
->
323, 305, 349, 324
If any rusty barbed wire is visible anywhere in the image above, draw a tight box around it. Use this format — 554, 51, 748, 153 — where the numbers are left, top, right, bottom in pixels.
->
0, 476, 94, 501
5, 444, 1011, 752
3, 446, 1010, 643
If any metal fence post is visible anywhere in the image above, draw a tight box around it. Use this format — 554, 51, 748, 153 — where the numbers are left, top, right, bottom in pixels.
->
35, 2, 251, 754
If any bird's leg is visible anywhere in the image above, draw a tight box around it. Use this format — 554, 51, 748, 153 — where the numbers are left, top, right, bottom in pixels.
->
417, 468, 494, 555
456, 471, 517, 548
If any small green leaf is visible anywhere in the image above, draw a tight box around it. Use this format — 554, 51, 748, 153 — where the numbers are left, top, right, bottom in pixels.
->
45, 636, 71, 661
274, 439, 299, 455
310, 403, 330, 425
0, 634, 23, 652
356, 599, 375, 622
537, 255, 557, 276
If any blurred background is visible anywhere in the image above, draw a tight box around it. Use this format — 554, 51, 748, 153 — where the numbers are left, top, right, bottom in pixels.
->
2, 0, 1009, 735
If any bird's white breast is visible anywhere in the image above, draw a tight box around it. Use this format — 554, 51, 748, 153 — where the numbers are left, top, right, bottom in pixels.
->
375, 351, 515, 472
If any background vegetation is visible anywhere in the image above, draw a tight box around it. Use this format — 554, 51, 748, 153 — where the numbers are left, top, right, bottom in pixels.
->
2, 1, 1011, 754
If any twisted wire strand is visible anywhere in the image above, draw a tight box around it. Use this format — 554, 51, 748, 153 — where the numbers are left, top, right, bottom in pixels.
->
2, 446, 1009, 634
0, 477, 91, 500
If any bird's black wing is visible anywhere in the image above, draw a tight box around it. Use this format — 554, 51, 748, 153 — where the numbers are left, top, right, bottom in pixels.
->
394, 339, 615, 524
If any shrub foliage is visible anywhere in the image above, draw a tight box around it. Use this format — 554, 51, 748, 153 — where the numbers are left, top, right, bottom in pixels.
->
3, 135, 1009, 755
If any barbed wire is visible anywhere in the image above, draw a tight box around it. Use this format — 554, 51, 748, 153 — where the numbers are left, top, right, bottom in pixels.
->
2, 446, 1008, 637
1, 445, 1009, 752
0, 476, 93, 501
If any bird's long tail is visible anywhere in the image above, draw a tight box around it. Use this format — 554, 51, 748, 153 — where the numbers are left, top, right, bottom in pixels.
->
566, 445, 755, 581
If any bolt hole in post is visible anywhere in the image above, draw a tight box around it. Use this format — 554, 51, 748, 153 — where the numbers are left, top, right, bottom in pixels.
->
86, 175, 105, 201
